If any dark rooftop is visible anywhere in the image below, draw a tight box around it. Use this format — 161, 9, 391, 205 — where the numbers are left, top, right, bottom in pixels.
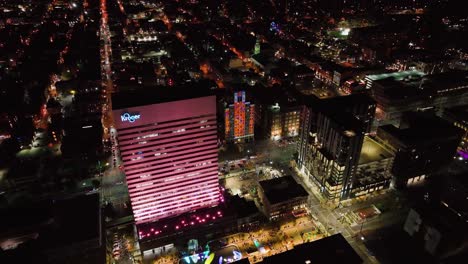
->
259, 176, 308, 205
380, 112, 464, 145
112, 83, 215, 110
422, 70, 468, 91
372, 70, 468, 101
252, 85, 300, 107
321, 110, 365, 135
411, 202, 468, 233
234, 259, 250, 264
323, 93, 375, 109
0, 193, 101, 248
261, 234, 362, 264
444, 105, 468, 124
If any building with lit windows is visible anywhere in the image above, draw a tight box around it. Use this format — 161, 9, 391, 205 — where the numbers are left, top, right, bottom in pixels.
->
224, 91, 255, 143
307, 110, 365, 201
253, 86, 301, 141
367, 70, 468, 128
258, 176, 309, 219
265, 103, 301, 140
297, 94, 377, 201
112, 90, 220, 225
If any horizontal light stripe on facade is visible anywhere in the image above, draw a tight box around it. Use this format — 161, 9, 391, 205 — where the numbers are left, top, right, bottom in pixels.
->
113, 96, 220, 225
122, 143, 217, 169
125, 155, 218, 178
121, 135, 217, 159
119, 129, 217, 152
118, 119, 217, 142
134, 196, 220, 222
127, 167, 218, 194
126, 162, 218, 186
131, 183, 219, 209
130, 184, 220, 211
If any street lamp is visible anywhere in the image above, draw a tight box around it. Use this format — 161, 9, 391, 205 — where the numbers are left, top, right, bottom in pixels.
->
359, 218, 366, 241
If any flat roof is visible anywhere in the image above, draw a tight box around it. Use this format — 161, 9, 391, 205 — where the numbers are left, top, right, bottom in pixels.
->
324, 110, 365, 135
261, 234, 362, 264
367, 70, 425, 81
370, 70, 468, 101
44, 193, 101, 246
0, 193, 101, 247
359, 136, 394, 164
380, 113, 464, 145
422, 70, 468, 90
112, 83, 214, 110
259, 176, 308, 205
445, 105, 468, 123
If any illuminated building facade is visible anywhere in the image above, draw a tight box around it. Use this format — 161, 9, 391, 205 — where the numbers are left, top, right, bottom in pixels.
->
307, 111, 365, 201
112, 94, 220, 224
258, 176, 308, 219
298, 94, 376, 201
266, 103, 301, 141
225, 91, 255, 143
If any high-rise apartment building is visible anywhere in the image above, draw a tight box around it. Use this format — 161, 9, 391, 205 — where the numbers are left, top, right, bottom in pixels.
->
225, 91, 255, 143
310, 111, 365, 200
112, 91, 220, 224
297, 94, 377, 201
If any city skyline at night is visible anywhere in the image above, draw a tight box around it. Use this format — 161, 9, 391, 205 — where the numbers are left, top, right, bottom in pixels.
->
0, 1, 467, 264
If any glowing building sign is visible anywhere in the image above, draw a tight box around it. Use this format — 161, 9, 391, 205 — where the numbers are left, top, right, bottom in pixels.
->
121, 112, 141, 123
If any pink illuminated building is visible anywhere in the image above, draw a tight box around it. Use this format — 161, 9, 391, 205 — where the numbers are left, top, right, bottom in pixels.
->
112, 94, 220, 224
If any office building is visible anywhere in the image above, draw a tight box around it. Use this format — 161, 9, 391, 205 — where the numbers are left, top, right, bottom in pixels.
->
225, 91, 255, 143
253, 86, 301, 141
404, 204, 468, 257
368, 70, 468, 128
376, 112, 464, 189
258, 176, 309, 219
112, 90, 220, 224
